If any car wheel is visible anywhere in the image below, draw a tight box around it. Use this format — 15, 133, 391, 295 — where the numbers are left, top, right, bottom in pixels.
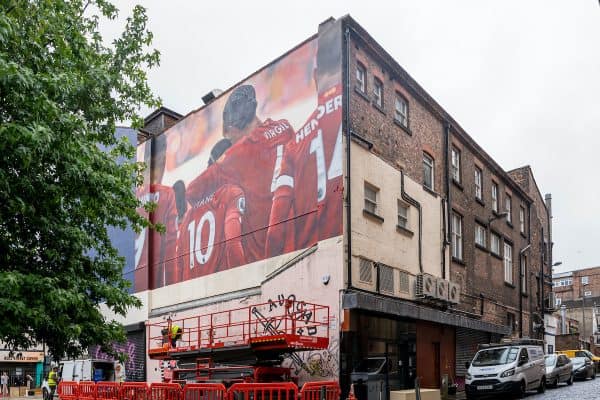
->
552, 376, 558, 388
537, 377, 546, 394
515, 380, 526, 399
42, 388, 49, 400
593, 371, 596, 380
568, 373, 574, 385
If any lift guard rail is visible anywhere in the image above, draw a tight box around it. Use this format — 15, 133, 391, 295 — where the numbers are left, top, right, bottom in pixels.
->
58, 381, 341, 400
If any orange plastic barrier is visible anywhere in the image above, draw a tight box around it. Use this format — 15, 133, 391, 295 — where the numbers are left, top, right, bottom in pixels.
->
97, 382, 120, 400
300, 382, 341, 400
183, 384, 227, 400
228, 383, 298, 400
120, 383, 150, 400
79, 382, 97, 400
58, 381, 79, 400
150, 383, 181, 400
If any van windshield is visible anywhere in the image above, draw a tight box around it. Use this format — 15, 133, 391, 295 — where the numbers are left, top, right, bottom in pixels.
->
472, 347, 519, 366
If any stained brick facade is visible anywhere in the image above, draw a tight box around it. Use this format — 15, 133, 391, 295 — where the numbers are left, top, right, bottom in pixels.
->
343, 16, 551, 340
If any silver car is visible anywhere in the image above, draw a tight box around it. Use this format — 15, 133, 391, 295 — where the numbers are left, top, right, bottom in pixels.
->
545, 354, 573, 387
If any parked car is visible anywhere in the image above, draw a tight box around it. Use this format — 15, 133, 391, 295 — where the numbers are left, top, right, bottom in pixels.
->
557, 349, 600, 374
465, 340, 546, 399
544, 354, 573, 387
571, 356, 596, 380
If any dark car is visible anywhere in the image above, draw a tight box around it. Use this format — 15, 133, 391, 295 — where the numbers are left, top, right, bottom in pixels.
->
545, 354, 573, 387
571, 356, 595, 380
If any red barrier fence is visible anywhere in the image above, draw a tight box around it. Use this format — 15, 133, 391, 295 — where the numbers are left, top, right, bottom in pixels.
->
120, 383, 150, 400
183, 383, 227, 400
58, 381, 79, 400
149, 383, 181, 400
299, 382, 341, 400
57, 381, 341, 400
79, 382, 97, 400
228, 383, 298, 400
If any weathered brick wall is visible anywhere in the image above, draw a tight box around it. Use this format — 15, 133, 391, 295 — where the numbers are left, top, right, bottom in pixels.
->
555, 333, 581, 350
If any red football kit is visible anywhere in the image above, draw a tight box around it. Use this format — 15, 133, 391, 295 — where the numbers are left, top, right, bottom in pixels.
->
266, 85, 343, 257
175, 184, 246, 283
134, 183, 178, 290
187, 118, 294, 263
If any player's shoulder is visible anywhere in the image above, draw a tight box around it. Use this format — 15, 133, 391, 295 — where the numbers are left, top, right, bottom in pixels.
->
254, 118, 294, 142
214, 183, 245, 201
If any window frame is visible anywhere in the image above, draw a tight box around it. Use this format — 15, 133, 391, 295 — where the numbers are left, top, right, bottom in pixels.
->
364, 182, 379, 215
519, 206, 525, 233
491, 182, 499, 212
504, 242, 513, 284
423, 153, 435, 191
356, 62, 366, 93
397, 200, 409, 229
582, 276, 589, 285
505, 194, 512, 223
373, 77, 383, 108
394, 93, 408, 128
475, 223, 487, 248
474, 167, 483, 201
451, 212, 463, 260
451, 147, 461, 183
491, 232, 501, 256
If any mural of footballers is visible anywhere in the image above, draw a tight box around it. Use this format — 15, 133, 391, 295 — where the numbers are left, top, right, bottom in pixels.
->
266, 22, 343, 257
135, 22, 343, 290
135, 134, 179, 290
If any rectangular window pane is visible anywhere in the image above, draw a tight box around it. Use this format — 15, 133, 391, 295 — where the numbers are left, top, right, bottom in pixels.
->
423, 154, 434, 190
475, 224, 486, 247
356, 64, 365, 92
519, 207, 525, 233
395, 95, 408, 127
451, 148, 460, 182
374, 79, 383, 107
521, 257, 527, 293
504, 243, 513, 283
475, 168, 482, 200
491, 233, 500, 255
452, 213, 462, 259
364, 183, 378, 214
398, 201, 409, 229
492, 183, 498, 212
505, 195, 512, 223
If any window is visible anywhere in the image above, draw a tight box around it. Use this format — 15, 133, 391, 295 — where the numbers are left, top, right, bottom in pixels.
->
359, 257, 373, 283
553, 278, 573, 287
399, 271, 410, 293
394, 94, 408, 127
555, 297, 562, 307
423, 153, 434, 190
585, 290, 592, 297
373, 78, 383, 108
491, 233, 501, 255
451, 147, 461, 183
364, 183, 378, 215
504, 243, 513, 284
582, 276, 589, 285
474, 167, 482, 200
379, 263, 394, 293
505, 194, 512, 223
475, 223, 487, 247
491, 183, 499, 212
356, 63, 366, 93
451, 213, 463, 260
397, 201, 409, 229
521, 256, 527, 293
519, 207, 525, 233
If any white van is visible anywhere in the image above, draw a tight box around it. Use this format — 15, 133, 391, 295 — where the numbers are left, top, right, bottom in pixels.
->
465, 341, 546, 399
42, 359, 117, 400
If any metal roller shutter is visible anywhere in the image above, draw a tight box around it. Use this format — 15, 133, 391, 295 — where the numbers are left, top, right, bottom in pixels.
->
455, 328, 491, 376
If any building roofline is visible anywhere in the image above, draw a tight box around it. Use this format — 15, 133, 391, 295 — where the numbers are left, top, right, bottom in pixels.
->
341, 15, 532, 203
143, 107, 183, 124
508, 165, 549, 214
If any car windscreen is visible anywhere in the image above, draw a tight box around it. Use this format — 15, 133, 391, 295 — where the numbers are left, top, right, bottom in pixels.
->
575, 351, 588, 358
472, 347, 519, 366
545, 355, 556, 367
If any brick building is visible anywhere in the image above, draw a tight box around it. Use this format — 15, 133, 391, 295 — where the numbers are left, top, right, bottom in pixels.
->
552, 267, 600, 348
119, 15, 555, 397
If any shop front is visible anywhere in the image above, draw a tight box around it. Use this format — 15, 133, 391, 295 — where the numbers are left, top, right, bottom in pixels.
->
0, 350, 44, 391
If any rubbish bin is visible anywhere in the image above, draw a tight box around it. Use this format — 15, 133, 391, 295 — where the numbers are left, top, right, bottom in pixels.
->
350, 357, 388, 400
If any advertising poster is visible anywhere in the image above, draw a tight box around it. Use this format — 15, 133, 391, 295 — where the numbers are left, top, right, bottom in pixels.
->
134, 23, 343, 291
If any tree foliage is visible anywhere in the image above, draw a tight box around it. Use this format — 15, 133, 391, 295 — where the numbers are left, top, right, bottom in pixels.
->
0, 0, 160, 360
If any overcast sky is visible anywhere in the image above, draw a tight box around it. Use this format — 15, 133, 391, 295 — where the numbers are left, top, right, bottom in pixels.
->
102, 0, 599, 273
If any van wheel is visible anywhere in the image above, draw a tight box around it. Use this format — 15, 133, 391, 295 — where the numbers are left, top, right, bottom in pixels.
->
515, 380, 526, 399
537, 377, 546, 394
567, 374, 574, 386
42, 388, 49, 400
592, 371, 596, 380
550, 377, 558, 388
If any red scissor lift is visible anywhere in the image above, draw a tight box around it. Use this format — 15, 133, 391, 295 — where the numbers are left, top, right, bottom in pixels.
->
147, 300, 330, 386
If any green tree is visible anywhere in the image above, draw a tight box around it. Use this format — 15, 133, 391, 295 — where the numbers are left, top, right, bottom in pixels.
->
0, 0, 160, 360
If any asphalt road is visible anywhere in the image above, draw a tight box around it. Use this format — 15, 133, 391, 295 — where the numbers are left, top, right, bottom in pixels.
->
525, 375, 600, 399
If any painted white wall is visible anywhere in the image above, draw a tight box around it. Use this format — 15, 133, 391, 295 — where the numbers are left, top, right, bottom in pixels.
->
349, 141, 448, 298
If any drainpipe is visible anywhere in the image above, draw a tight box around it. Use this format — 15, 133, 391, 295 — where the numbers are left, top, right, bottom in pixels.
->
344, 26, 353, 289
519, 244, 531, 337
443, 123, 452, 279
401, 171, 423, 273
